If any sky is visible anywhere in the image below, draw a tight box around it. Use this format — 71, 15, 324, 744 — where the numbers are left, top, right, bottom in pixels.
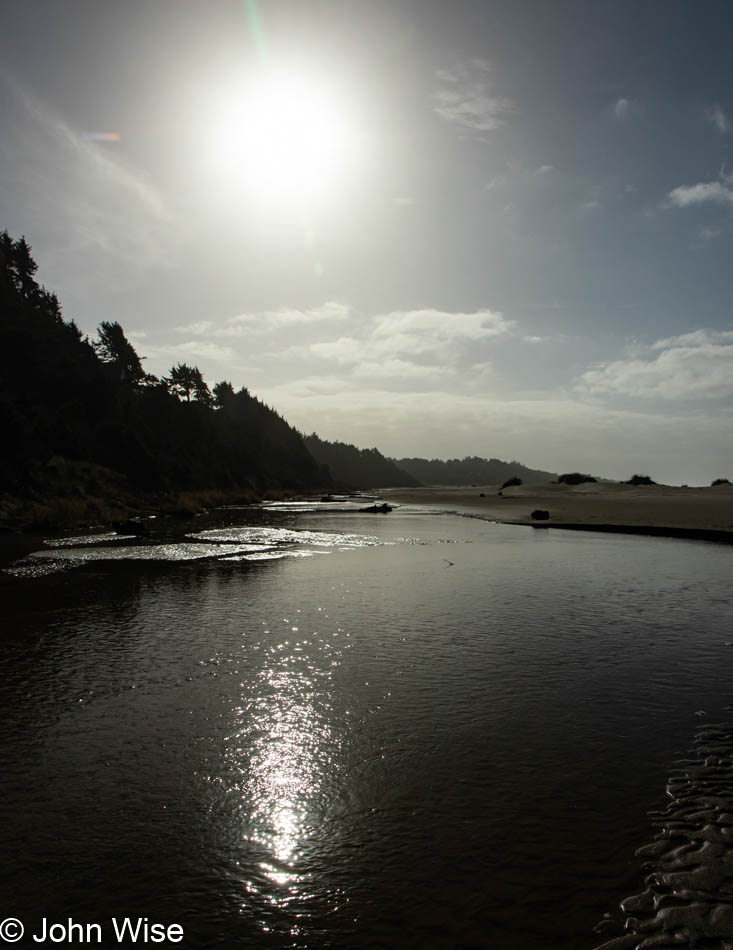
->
1, 0, 732, 485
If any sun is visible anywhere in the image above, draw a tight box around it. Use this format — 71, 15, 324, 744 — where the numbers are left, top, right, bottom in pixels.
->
210, 68, 359, 210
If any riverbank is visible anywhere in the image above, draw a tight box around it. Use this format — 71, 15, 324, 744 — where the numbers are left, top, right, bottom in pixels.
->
382, 482, 733, 543
0, 484, 296, 573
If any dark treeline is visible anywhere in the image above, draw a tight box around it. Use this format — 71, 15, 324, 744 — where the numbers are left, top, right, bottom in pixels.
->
303, 433, 420, 489
0, 232, 327, 500
0, 231, 566, 519
395, 456, 557, 486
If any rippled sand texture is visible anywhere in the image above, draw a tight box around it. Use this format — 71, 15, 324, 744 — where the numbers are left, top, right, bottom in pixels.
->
595, 725, 733, 950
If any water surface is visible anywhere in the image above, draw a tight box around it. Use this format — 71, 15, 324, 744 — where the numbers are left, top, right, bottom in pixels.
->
2, 504, 732, 948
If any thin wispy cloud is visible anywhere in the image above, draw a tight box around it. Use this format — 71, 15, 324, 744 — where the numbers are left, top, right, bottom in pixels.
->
173, 320, 215, 336
484, 175, 507, 191
432, 57, 513, 134
352, 358, 449, 380
651, 328, 733, 349
613, 97, 630, 119
698, 227, 721, 242
143, 340, 238, 364
705, 104, 730, 133
612, 97, 644, 122
175, 303, 351, 337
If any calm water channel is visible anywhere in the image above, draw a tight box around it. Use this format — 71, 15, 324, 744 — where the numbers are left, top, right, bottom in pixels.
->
2, 501, 733, 949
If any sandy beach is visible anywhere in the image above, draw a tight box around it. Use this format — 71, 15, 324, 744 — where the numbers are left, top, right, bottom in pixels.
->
382, 482, 733, 542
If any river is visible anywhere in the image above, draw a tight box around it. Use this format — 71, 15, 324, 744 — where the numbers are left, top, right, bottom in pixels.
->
2, 500, 732, 948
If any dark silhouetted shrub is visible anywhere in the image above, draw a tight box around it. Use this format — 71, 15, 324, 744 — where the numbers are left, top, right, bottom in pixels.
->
625, 474, 656, 486
557, 473, 597, 485
711, 478, 730, 487
501, 476, 522, 489
531, 509, 550, 520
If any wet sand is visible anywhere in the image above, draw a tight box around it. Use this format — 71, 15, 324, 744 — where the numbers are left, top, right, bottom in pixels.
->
382, 483, 733, 543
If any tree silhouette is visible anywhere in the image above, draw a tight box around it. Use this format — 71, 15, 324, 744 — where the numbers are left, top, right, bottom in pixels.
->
166, 363, 197, 401
0, 231, 41, 304
165, 363, 212, 405
95, 321, 147, 384
12, 237, 39, 301
213, 380, 235, 409
193, 370, 214, 408
0, 230, 328, 501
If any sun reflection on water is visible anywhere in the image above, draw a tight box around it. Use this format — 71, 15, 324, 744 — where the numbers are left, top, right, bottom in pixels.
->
223, 629, 342, 923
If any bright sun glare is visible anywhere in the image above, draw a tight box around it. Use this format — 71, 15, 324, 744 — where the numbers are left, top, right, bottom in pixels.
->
211, 69, 358, 209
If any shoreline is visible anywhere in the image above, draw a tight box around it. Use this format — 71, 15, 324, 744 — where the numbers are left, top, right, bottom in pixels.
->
520, 522, 733, 545
2, 483, 732, 574
382, 483, 733, 545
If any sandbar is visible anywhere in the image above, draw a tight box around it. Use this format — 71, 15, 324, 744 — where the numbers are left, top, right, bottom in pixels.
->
382, 482, 733, 543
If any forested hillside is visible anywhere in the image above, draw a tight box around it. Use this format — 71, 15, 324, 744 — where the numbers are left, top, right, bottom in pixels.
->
303, 434, 420, 489
395, 456, 556, 486
0, 231, 327, 502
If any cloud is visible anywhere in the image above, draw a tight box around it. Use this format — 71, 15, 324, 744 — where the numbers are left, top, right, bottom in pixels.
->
174, 320, 215, 335
164, 305, 515, 391
650, 328, 733, 349
705, 104, 730, 133
667, 179, 733, 208
144, 340, 238, 363
176, 302, 351, 338
228, 301, 350, 331
579, 329, 733, 399
469, 360, 494, 378
310, 308, 513, 366
351, 358, 448, 380
164, 306, 516, 390
310, 336, 364, 363
612, 98, 644, 122
373, 308, 512, 345
432, 58, 513, 134
699, 227, 721, 242
613, 98, 630, 119
484, 175, 506, 191
302, 307, 516, 384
